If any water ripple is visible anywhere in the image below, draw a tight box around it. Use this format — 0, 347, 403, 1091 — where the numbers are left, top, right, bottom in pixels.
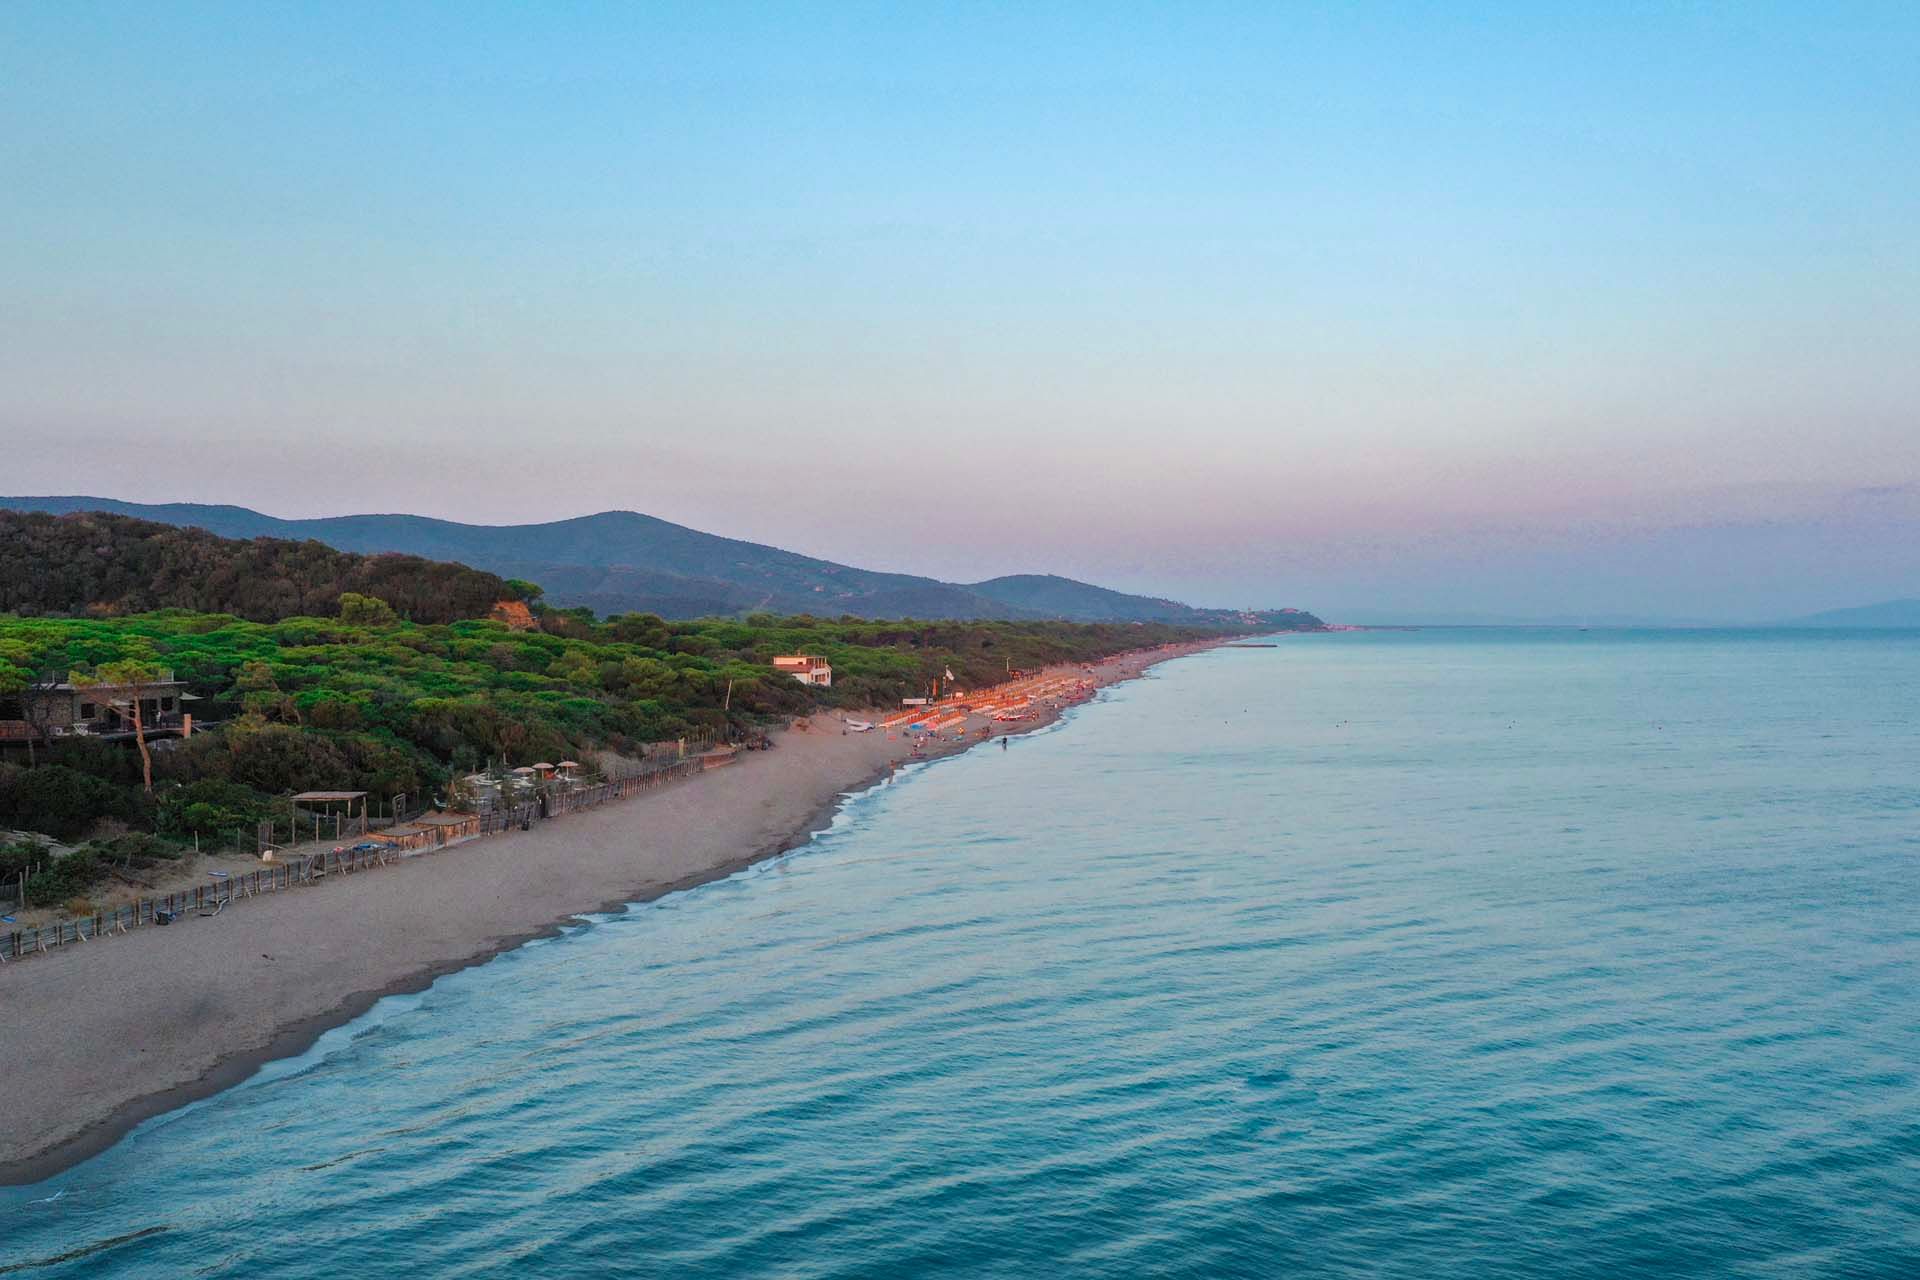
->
7, 631, 1920, 1277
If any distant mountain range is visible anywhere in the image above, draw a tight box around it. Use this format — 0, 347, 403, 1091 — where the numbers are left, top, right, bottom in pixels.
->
1778, 599, 1920, 628
0, 496, 1322, 628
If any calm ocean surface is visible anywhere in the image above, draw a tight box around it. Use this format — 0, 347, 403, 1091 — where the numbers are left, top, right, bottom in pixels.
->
4, 629, 1918, 1278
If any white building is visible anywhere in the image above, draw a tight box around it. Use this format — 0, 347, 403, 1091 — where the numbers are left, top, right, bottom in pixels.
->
772, 655, 832, 687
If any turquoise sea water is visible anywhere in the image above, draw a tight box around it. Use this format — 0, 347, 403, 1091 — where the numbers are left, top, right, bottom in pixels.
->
3, 629, 1918, 1277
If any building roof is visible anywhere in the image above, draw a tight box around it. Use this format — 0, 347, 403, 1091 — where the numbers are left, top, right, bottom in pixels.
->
50, 670, 185, 690
291, 791, 369, 802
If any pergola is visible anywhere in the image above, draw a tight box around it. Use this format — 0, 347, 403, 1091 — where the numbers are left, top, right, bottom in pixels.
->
291, 791, 370, 843
291, 790, 369, 811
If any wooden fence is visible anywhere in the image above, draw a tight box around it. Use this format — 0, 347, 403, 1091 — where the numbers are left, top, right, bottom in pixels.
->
475, 758, 706, 835
1, 843, 399, 962
3, 753, 713, 966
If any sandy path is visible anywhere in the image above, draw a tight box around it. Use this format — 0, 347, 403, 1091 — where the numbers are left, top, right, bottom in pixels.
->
0, 641, 1216, 1184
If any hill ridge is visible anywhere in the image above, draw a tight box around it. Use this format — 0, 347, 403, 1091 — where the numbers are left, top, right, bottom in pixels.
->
0, 496, 1323, 628
0, 509, 518, 624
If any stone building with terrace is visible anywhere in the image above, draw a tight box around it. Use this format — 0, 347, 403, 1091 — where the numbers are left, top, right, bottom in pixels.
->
0, 669, 200, 752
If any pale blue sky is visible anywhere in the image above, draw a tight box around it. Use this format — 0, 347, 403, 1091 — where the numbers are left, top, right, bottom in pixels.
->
4, 3, 1917, 619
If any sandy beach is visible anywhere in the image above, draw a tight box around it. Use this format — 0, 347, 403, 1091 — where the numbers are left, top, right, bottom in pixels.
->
0, 640, 1220, 1185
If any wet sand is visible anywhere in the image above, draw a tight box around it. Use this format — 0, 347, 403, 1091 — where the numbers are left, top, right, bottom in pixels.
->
0, 641, 1218, 1185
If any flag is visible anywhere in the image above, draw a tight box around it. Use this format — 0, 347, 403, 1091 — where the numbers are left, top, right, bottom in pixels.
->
944, 667, 955, 681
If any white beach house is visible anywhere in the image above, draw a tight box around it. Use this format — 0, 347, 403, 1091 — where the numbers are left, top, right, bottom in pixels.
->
772, 655, 833, 687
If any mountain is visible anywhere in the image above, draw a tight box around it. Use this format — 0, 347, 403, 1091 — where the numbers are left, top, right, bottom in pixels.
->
969, 574, 1194, 622
970, 574, 1317, 627
0, 509, 518, 624
0, 497, 1324, 628
1779, 599, 1920, 628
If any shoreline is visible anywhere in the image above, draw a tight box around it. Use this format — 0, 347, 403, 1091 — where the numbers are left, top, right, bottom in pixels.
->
0, 638, 1223, 1187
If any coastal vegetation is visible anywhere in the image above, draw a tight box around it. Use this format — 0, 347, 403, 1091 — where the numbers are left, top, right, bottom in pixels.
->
0, 833, 185, 910
0, 507, 1311, 910
0, 510, 524, 624
0, 602, 1230, 903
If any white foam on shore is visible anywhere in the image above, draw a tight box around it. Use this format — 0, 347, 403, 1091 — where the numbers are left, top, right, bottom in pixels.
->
239, 990, 430, 1092
57, 987, 436, 1171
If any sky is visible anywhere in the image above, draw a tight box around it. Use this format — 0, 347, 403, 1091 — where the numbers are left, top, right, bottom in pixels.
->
3, 2, 1918, 622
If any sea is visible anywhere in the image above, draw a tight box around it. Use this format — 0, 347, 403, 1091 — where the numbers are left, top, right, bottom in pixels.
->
3, 628, 1917, 1278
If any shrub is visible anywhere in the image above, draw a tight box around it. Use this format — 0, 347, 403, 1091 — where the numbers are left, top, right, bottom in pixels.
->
88, 832, 185, 868
0, 764, 147, 842
0, 837, 50, 884
24, 848, 100, 906
216, 719, 355, 794
158, 779, 273, 839
338, 593, 399, 627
